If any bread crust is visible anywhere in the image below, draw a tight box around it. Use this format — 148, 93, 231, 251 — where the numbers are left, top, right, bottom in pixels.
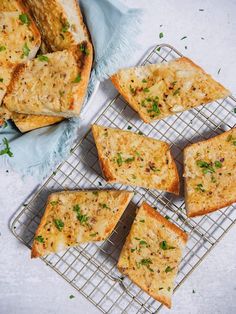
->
111, 57, 230, 123
92, 124, 180, 195
184, 128, 236, 217
117, 202, 188, 308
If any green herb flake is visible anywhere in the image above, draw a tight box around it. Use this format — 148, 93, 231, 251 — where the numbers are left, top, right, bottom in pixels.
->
159, 240, 175, 250
159, 287, 164, 290
73, 204, 89, 225
159, 32, 164, 39
59, 90, 65, 97
165, 266, 174, 273
35, 235, 44, 243
134, 237, 140, 241
73, 73, 81, 83
195, 183, 205, 192
92, 191, 98, 196
89, 232, 98, 237
0, 45, 6, 52
21, 43, 30, 58
37, 55, 49, 62
214, 160, 222, 168
142, 79, 147, 83
19, 13, 30, 25
147, 101, 160, 115
165, 215, 170, 220
234, 108, 236, 114
69, 295, 75, 299
79, 43, 89, 55
196, 160, 215, 174
131, 248, 136, 253
157, 47, 161, 52
0, 138, 13, 157
50, 201, 58, 206
129, 85, 136, 95
117, 152, 123, 166
54, 219, 64, 231
139, 258, 154, 272
124, 157, 135, 163
173, 88, 181, 96
99, 203, 110, 210
181, 36, 187, 40
168, 287, 171, 291
138, 131, 143, 135
127, 125, 132, 130
139, 219, 145, 223
0, 78, 3, 82
62, 20, 70, 33
139, 240, 148, 246
143, 87, 150, 93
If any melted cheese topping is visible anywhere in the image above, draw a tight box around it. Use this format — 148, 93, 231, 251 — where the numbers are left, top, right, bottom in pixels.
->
118, 203, 187, 307
0, 12, 40, 64
113, 58, 230, 123
92, 125, 179, 193
184, 128, 236, 216
32, 190, 133, 257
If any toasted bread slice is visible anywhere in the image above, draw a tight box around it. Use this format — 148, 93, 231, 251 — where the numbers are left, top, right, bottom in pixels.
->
184, 128, 236, 217
11, 113, 64, 132
31, 190, 133, 258
0, 63, 14, 105
118, 202, 188, 308
4, 42, 93, 117
0, 11, 41, 64
25, 0, 90, 52
92, 124, 179, 194
111, 57, 230, 123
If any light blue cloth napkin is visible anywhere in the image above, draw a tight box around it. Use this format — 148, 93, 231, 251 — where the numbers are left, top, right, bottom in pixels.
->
0, 0, 143, 180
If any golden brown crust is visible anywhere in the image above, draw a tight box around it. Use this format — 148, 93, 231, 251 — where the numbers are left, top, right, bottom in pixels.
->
184, 128, 236, 217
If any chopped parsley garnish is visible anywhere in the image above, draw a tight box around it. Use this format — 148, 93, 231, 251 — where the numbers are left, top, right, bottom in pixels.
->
139, 219, 145, 223
59, 90, 65, 96
129, 85, 136, 95
0, 46, 6, 52
139, 240, 148, 246
168, 287, 171, 291
196, 160, 215, 174
234, 108, 236, 114
37, 55, 49, 62
165, 266, 174, 273
157, 47, 161, 52
165, 215, 170, 220
21, 43, 30, 58
138, 131, 143, 135
0, 138, 13, 157
92, 191, 98, 196
159, 240, 175, 250
214, 160, 222, 168
138, 258, 154, 272
147, 101, 160, 115
181, 36, 187, 40
73, 74, 82, 83
73, 205, 89, 225
0, 78, 3, 82
134, 237, 140, 240
19, 13, 30, 25
159, 32, 164, 39
50, 201, 58, 206
99, 203, 110, 210
173, 88, 180, 96
142, 79, 147, 83
69, 295, 75, 299
159, 287, 164, 290
124, 157, 135, 163
90, 232, 98, 237
79, 43, 90, 55
61, 20, 70, 33
98, 181, 102, 186
217, 68, 221, 75
195, 183, 205, 192
35, 235, 44, 243
54, 219, 64, 231
143, 87, 150, 93
127, 125, 132, 130
131, 248, 136, 253
116, 152, 123, 166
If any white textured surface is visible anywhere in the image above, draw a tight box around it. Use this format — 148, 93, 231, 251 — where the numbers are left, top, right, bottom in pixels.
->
0, 0, 236, 313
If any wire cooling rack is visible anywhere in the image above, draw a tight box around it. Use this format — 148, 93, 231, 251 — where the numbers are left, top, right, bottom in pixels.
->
10, 44, 236, 313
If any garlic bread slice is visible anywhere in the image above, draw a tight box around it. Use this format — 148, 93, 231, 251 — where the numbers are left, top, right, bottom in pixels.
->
118, 202, 188, 308
111, 57, 230, 123
184, 128, 236, 217
92, 124, 179, 194
31, 190, 133, 258
4, 42, 93, 117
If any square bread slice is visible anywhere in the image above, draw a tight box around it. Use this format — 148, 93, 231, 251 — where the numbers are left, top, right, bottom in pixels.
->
31, 190, 133, 258
117, 202, 188, 308
4, 42, 93, 117
25, 0, 90, 52
184, 128, 236, 217
0, 11, 41, 64
92, 124, 179, 194
111, 57, 230, 123
11, 113, 64, 132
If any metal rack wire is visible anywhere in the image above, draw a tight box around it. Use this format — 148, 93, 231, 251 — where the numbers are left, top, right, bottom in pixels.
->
10, 44, 236, 313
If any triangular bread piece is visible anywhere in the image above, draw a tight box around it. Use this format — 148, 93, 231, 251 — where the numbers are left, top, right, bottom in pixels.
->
31, 190, 133, 258
117, 202, 188, 308
92, 124, 179, 194
184, 128, 236, 217
4, 42, 93, 117
111, 57, 230, 123
25, 0, 90, 52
